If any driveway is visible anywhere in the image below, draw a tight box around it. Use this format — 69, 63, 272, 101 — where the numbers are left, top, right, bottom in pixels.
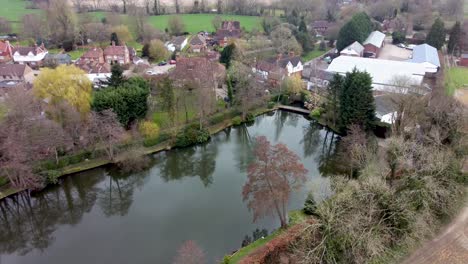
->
147, 64, 176, 75
379, 43, 412, 61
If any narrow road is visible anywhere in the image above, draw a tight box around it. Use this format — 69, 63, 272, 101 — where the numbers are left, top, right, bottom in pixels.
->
402, 194, 468, 264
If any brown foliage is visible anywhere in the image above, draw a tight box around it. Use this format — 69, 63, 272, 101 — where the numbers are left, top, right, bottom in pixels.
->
172, 240, 205, 264
243, 136, 308, 228
89, 110, 126, 161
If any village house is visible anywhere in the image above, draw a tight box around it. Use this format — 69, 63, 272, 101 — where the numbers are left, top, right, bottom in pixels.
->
340, 41, 364, 57
77, 47, 105, 64
327, 56, 428, 94
310, 20, 329, 36
363, 31, 385, 58
0, 40, 13, 63
215, 21, 241, 47
12, 43, 48, 68
165, 36, 189, 52
459, 54, 468, 67
189, 34, 207, 53
0, 64, 34, 96
408, 44, 440, 73
75, 61, 111, 85
103, 42, 131, 65
254, 53, 303, 80
44, 53, 72, 66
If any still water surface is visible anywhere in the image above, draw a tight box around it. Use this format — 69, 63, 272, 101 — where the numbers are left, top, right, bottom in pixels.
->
0, 111, 337, 264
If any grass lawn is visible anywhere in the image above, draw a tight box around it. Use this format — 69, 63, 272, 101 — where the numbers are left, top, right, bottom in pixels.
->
445, 67, 468, 96
0, 0, 40, 22
229, 210, 308, 263
301, 48, 329, 61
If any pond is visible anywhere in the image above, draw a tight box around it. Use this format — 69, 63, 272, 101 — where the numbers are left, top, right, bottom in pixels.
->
0, 111, 338, 264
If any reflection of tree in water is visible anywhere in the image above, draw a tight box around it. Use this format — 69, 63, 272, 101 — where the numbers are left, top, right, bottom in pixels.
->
234, 124, 253, 173
300, 121, 323, 157
0, 169, 104, 255
286, 112, 299, 128
99, 167, 151, 217
315, 130, 347, 177
156, 140, 219, 187
274, 110, 289, 141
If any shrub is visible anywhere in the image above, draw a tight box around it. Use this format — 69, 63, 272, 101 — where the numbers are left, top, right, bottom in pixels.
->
245, 113, 255, 123
143, 133, 171, 147
232, 116, 242, 125
175, 124, 211, 148
139, 121, 160, 138
117, 149, 151, 173
221, 255, 232, 264
303, 193, 317, 215
392, 31, 406, 44
209, 112, 227, 125
300, 90, 312, 103
267, 101, 276, 109
319, 41, 326, 51
310, 108, 322, 118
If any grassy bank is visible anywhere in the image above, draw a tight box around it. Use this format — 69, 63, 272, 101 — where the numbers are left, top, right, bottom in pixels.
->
228, 210, 308, 264
0, 106, 277, 200
445, 67, 468, 96
301, 48, 329, 62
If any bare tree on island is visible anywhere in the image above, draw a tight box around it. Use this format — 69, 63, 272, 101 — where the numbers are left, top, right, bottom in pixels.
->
173, 240, 206, 264
243, 136, 308, 228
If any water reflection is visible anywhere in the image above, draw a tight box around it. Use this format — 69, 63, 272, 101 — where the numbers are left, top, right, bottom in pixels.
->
0, 111, 341, 264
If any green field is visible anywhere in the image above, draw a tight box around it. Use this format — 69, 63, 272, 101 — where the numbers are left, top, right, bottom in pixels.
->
445, 67, 468, 95
0, 0, 40, 22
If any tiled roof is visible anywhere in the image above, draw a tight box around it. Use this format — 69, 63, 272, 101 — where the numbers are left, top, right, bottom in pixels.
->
76, 62, 111, 74
170, 36, 188, 46
265, 56, 302, 68
104, 45, 127, 56
0, 64, 29, 77
0, 40, 13, 53
13, 45, 47, 56
82, 47, 104, 58
190, 35, 206, 46
341, 41, 364, 55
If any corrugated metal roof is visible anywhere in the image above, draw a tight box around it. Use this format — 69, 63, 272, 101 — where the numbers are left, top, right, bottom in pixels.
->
409, 44, 440, 67
363, 31, 385, 48
326, 56, 426, 93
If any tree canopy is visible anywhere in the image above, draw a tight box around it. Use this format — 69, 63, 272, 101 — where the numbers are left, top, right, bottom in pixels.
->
426, 18, 445, 50
337, 12, 373, 51
33, 65, 92, 114
447, 21, 461, 54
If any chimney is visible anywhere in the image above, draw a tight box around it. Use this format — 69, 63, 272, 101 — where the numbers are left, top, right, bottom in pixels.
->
276, 53, 283, 62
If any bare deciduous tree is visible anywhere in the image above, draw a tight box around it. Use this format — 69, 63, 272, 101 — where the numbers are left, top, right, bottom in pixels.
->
89, 110, 126, 161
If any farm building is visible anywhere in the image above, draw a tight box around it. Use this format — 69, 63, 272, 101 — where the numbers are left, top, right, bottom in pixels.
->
363, 31, 385, 58
408, 44, 440, 73
340, 41, 364, 57
326, 56, 427, 94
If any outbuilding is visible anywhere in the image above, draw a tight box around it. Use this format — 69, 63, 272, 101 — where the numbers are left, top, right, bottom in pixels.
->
408, 44, 440, 73
363, 31, 385, 58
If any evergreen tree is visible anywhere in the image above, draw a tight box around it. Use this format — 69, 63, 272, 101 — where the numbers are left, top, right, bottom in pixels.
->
447, 21, 461, 54
337, 12, 372, 51
298, 17, 307, 33
339, 69, 375, 132
220, 43, 236, 68
426, 18, 446, 50
110, 32, 120, 46
327, 74, 344, 128
107, 64, 125, 87
227, 74, 234, 104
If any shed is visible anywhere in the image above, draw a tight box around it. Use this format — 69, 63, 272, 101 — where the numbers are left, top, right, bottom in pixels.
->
363, 31, 386, 58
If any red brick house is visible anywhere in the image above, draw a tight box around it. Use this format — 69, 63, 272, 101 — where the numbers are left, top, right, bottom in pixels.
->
0, 40, 13, 63
459, 54, 468, 67
363, 31, 386, 58
190, 34, 207, 53
77, 47, 105, 64
103, 42, 130, 65
215, 21, 241, 47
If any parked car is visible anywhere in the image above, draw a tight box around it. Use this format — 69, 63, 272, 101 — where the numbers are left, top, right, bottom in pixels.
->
158, 61, 167, 66
397, 43, 407, 49
169, 60, 176, 65
146, 70, 157, 75
405, 44, 416, 50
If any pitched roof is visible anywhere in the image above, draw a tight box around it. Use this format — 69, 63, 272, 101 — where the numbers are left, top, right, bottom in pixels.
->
0, 40, 13, 53
409, 44, 440, 67
170, 36, 188, 46
265, 55, 302, 69
82, 47, 104, 58
215, 29, 241, 40
13, 45, 47, 56
340, 41, 364, 55
363, 31, 386, 48
221, 21, 241, 30
170, 57, 226, 85
0, 64, 30, 77
190, 35, 206, 46
104, 45, 127, 56
312, 20, 329, 28
76, 62, 111, 74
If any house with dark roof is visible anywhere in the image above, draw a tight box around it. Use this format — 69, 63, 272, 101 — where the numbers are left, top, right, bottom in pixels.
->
408, 44, 440, 73
311, 20, 329, 36
12, 43, 48, 68
0, 64, 33, 83
0, 40, 13, 63
44, 53, 72, 66
165, 36, 189, 52
190, 34, 207, 53
254, 53, 304, 80
363, 31, 386, 58
215, 21, 242, 47
75, 61, 111, 83
104, 42, 130, 65
340, 41, 364, 57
